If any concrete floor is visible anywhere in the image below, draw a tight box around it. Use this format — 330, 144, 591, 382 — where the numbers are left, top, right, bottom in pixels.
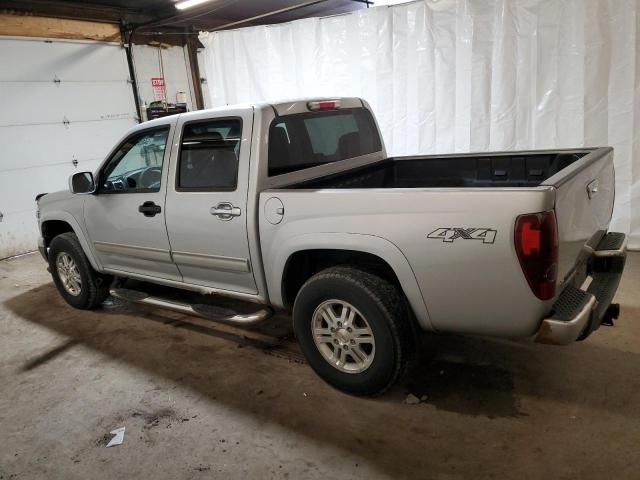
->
1, 253, 640, 480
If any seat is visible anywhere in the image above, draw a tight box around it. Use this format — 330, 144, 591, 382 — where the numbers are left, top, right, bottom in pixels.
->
269, 126, 292, 173
204, 149, 237, 188
180, 132, 238, 189
338, 131, 362, 159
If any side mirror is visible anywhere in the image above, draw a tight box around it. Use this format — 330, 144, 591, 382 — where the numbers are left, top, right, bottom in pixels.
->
69, 172, 96, 194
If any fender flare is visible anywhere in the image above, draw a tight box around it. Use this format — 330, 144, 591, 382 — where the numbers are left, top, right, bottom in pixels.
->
268, 232, 433, 331
39, 211, 102, 271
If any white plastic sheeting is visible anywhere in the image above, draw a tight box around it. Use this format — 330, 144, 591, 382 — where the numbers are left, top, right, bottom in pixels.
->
199, 0, 640, 249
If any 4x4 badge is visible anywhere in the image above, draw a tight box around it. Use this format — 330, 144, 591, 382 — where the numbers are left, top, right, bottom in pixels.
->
427, 227, 497, 244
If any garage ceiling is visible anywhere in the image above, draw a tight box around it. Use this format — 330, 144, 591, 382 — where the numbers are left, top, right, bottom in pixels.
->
0, 0, 370, 31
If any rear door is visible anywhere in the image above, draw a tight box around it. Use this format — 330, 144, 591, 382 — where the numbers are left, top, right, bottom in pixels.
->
164, 108, 257, 294
83, 122, 181, 281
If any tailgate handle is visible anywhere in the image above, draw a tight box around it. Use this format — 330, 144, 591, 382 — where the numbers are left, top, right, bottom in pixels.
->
587, 180, 599, 199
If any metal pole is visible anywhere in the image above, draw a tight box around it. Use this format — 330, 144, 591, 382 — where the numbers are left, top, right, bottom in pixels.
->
137, 0, 332, 31
120, 22, 142, 123
185, 26, 204, 110
207, 0, 332, 31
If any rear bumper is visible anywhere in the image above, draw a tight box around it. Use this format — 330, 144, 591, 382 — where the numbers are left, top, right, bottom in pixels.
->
535, 232, 626, 345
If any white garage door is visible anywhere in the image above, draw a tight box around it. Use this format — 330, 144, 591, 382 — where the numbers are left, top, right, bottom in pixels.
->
0, 37, 138, 259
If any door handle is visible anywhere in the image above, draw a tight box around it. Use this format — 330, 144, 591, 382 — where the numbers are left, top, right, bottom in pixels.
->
210, 202, 241, 221
138, 201, 162, 217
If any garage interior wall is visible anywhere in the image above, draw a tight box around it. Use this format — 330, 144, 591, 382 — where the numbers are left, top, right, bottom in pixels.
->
0, 25, 205, 258
0, 35, 138, 259
199, 0, 640, 249
132, 44, 199, 112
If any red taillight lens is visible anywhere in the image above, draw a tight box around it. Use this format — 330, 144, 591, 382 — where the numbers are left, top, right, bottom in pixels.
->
307, 100, 340, 111
514, 210, 558, 300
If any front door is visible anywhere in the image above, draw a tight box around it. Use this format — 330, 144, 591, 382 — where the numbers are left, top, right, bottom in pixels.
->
164, 109, 257, 294
84, 123, 181, 281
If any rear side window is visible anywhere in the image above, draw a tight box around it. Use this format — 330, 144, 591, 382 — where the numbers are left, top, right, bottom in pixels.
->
177, 118, 241, 191
268, 108, 381, 176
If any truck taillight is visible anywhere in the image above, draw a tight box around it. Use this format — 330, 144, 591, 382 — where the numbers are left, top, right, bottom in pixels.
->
307, 100, 340, 111
514, 210, 558, 300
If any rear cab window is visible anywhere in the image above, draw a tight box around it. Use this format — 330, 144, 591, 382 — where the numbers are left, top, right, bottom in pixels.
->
268, 108, 382, 176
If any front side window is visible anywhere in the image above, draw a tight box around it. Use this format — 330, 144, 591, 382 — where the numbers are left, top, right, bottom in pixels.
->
100, 127, 170, 193
177, 118, 241, 191
268, 108, 382, 176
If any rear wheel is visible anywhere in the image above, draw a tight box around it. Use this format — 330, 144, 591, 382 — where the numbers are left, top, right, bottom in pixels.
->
49, 232, 112, 310
293, 266, 411, 396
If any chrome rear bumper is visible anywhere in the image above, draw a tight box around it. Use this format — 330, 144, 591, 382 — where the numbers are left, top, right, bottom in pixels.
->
536, 232, 626, 345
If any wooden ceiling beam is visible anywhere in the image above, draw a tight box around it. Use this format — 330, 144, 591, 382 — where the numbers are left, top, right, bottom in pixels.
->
0, 0, 153, 24
0, 13, 121, 41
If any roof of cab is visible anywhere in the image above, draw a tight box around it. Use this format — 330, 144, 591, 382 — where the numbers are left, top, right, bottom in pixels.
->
130, 97, 367, 133
180, 97, 365, 117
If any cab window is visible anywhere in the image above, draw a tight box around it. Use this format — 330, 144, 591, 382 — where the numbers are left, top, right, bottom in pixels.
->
268, 108, 381, 176
100, 127, 170, 193
177, 118, 241, 191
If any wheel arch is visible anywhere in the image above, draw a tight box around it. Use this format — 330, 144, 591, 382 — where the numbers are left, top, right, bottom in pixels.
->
269, 233, 433, 331
41, 220, 73, 245
40, 212, 102, 271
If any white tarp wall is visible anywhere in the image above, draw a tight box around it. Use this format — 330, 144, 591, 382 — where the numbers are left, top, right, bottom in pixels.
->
199, 0, 640, 249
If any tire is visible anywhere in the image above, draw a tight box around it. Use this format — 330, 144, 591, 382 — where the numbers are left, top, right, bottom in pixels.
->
48, 232, 112, 310
293, 266, 411, 396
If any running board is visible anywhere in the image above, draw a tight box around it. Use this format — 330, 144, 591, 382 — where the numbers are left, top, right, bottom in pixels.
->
109, 287, 273, 326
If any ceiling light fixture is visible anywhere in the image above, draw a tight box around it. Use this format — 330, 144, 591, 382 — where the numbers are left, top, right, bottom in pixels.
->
175, 0, 214, 10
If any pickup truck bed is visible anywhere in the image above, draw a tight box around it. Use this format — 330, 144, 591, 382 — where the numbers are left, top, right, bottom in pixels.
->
291, 150, 590, 189
261, 146, 617, 342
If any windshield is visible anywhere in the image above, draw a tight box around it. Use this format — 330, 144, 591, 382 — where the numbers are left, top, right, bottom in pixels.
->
268, 108, 382, 176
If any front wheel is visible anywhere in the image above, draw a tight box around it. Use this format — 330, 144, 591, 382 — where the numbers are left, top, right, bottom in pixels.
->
49, 232, 112, 310
293, 266, 411, 396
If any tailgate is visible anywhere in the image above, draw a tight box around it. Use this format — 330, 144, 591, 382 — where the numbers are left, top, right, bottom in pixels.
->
543, 147, 615, 282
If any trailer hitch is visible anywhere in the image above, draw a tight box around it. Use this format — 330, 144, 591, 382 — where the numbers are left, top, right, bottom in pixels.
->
601, 303, 620, 327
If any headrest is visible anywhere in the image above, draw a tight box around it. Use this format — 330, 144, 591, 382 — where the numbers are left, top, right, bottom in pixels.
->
338, 131, 361, 158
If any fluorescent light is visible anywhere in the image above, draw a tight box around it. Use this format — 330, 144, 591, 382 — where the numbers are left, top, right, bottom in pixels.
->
175, 0, 213, 10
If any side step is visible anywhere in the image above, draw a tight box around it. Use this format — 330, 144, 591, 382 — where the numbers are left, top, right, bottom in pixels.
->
109, 287, 273, 327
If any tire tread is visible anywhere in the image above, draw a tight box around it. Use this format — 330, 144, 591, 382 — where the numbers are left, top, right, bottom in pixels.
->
49, 232, 111, 310
294, 265, 412, 396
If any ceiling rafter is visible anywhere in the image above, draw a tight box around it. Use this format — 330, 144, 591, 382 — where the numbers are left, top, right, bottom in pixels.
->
0, 0, 368, 31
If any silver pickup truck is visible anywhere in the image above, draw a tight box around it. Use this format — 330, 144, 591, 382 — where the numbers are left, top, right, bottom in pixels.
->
36, 97, 627, 396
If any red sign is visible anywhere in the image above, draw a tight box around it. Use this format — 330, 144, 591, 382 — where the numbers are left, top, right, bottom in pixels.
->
151, 77, 165, 101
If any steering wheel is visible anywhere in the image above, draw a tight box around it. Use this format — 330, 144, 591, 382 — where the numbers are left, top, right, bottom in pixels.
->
139, 167, 162, 189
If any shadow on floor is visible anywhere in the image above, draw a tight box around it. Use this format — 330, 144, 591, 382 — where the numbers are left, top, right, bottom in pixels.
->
5, 282, 640, 478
